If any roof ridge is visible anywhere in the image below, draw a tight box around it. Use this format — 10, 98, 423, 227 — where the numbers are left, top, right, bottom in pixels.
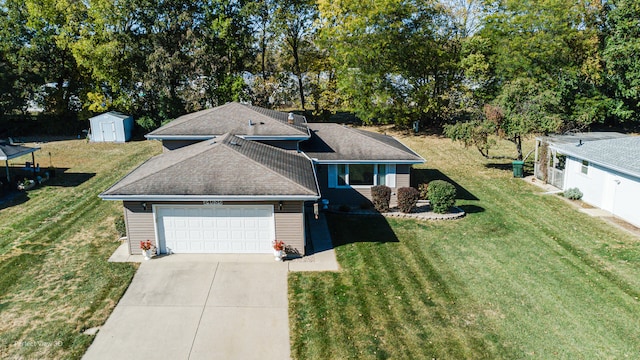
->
108, 138, 223, 192
241, 103, 309, 133
147, 107, 217, 134
349, 126, 420, 157
221, 136, 316, 195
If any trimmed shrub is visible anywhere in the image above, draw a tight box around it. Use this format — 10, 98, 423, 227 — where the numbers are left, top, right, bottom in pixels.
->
427, 180, 456, 214
397, 187, 420, 213
371, 185, 392, 212
418, 183, 429, 200
114, 215, 127, 238
564, 187, 583, 200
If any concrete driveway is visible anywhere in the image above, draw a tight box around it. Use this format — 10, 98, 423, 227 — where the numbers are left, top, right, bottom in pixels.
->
83, 256, 290, 360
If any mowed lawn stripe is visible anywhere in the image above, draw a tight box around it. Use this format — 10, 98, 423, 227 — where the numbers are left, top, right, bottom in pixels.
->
289, 134, 640, 359
0, 139, 160, 359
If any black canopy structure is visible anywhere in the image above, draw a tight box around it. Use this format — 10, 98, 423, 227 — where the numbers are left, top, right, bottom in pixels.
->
0, 140, 41, 181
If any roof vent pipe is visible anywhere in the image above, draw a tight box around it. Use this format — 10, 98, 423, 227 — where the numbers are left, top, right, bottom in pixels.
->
288, 112, 295, 124
248, 119, 254, 126
577, 139, 583, 146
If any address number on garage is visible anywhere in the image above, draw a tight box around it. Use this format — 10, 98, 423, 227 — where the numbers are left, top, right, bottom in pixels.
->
203, 200, 223, 206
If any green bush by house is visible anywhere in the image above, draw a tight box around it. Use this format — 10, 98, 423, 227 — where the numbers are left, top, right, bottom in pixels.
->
427, 180, 456, 213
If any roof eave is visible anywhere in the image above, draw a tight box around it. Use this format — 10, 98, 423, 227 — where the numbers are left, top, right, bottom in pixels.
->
145, 134, 311, 141
145, 134, 215, 140
550, 145, 640, 179
239, 135, 311, 141
99, 194, 321, 201
311, 159, 425, 164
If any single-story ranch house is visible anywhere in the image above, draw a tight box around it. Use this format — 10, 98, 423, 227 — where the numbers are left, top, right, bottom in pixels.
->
549, 136, 640, 228
100, 102, 424, 256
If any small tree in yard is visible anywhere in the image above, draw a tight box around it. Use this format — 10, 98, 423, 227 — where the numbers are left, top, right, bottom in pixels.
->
371, 185, 391, 212
397, 187, 420, 213
427, 180, 456, 214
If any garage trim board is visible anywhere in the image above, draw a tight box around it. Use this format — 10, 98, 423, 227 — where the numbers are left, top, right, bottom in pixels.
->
153, 204, 275, 254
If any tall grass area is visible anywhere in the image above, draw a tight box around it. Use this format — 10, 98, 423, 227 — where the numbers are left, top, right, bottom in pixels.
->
0, 139, 161, 359
289, 133, 640, 359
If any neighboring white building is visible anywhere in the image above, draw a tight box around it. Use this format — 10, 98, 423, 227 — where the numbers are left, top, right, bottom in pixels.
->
89, 111, 134, 143
550, 136, 640, 228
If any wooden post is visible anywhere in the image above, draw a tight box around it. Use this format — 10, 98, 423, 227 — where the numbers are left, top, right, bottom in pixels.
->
31, 152, 36, 176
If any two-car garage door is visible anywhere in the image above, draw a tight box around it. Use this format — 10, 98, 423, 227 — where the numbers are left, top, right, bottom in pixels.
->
155, 205, 275, 254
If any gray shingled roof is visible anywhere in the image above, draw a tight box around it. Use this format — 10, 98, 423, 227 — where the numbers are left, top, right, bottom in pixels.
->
300, 123, 425, 163
538, 132, 627, 146
551, 136, 640, 178
100, 134, 319, 199
146, 102, 309, 139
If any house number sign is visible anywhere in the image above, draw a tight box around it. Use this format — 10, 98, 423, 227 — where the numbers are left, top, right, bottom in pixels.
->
203, 200, 223, 206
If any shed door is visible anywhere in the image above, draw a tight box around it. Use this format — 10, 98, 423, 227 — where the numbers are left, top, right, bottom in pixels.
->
155, 205, 275, 254
101, 121, 116, 142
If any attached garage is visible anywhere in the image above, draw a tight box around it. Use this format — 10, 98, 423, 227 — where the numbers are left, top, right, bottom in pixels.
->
154, 205, 275, 254
100, 134, 320, 256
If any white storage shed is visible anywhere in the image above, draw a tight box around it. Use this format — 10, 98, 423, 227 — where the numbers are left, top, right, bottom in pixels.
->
89, 111, 134, 143
551, 136, 640, 228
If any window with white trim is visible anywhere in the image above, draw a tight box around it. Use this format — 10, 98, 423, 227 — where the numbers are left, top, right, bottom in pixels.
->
581, 160, 589, 175
328, 164, 395, 188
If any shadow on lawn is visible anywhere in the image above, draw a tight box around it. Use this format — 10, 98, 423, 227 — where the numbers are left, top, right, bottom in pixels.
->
458, 204, 485, 214
326, 212, 399, 247
0, 190, 29, 211
47, 169, 96, 187
411, 168, 479, 201
0, 168, 95, 210
485, 162, 534, 177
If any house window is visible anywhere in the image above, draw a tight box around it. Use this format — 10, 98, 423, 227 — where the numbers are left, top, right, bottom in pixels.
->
581, 160, 589, 175
349, 164, 374, 185
328, 164, 395, 188
377, 164, 386, 186
337, 164, 347, 186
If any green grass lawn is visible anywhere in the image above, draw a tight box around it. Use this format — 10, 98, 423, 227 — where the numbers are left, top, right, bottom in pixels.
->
0, 139, 161, 359
289, 133, 640, 359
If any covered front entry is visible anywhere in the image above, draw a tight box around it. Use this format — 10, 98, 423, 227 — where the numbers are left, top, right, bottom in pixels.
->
155, 205, 275, 254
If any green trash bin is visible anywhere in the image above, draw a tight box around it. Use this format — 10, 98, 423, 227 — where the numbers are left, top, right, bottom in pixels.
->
512, 160, 524, 178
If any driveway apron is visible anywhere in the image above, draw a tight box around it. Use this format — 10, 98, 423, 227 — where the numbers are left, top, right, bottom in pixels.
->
83, 258, 290, 360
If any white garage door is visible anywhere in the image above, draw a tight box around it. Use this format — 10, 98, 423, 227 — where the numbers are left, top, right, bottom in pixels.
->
155, 205, 275, 254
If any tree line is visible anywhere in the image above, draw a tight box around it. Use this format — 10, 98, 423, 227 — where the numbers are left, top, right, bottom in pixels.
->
0, 0, 638, 156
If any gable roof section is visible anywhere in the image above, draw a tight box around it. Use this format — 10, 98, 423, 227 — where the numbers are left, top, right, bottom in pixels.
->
551, 136, 640, 178
90, 111, 131, 121
146, 102, 309, 140
100, 134, 319, 200
300, 123, 425, 163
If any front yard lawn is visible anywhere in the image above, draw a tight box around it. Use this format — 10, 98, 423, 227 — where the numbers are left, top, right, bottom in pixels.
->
0, 139, 160, 359
289, 134, 640, 359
